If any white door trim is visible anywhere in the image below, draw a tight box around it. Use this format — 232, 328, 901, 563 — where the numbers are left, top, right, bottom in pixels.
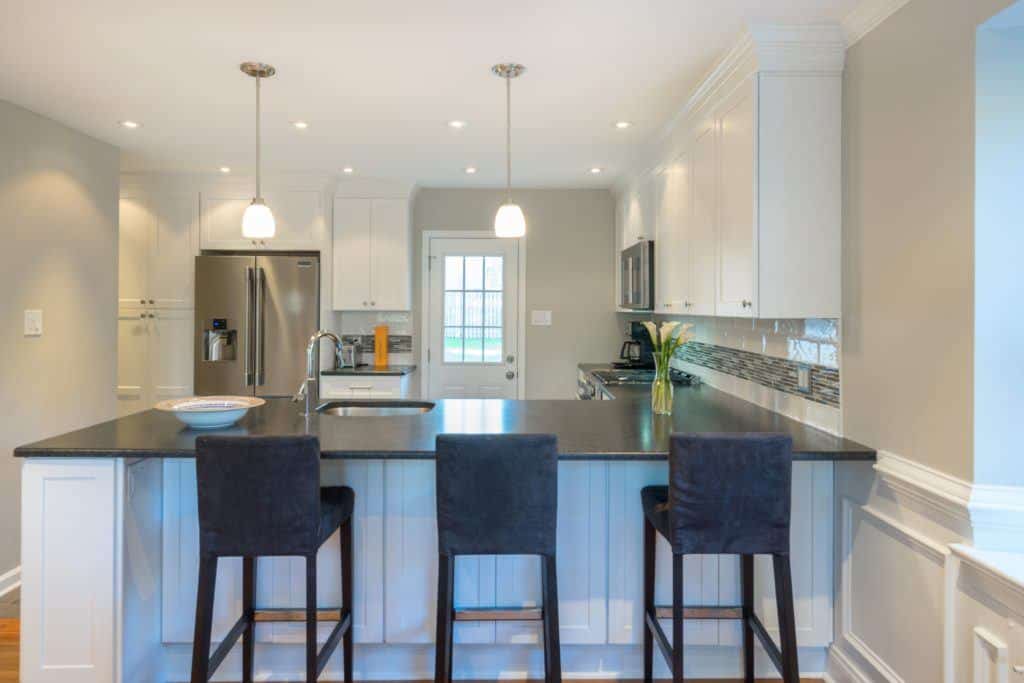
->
420, 230, 526, 400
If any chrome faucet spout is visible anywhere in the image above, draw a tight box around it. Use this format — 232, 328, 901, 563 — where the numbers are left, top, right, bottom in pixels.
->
298, 330, 341, 415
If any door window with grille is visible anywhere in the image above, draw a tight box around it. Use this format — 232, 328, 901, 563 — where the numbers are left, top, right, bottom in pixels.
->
443, 255, 503, 363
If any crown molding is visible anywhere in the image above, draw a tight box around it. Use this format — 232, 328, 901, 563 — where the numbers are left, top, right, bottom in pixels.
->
748, 24, 847, 73
841, 0, 913, 46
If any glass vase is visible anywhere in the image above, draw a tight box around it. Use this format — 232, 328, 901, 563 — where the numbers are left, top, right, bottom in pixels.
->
651, 356, 674, 416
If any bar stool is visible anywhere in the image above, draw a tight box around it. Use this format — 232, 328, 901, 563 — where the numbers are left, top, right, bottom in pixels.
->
191, 435, 354, 683
434, 434, 561, 683
641, 434, 798, 683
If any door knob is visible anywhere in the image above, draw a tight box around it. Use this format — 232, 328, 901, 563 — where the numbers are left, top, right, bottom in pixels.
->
506, 370, 515, 380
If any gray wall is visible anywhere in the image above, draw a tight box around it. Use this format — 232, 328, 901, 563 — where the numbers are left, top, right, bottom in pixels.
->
841, 0, 1014, 482
0, 100, 119, 576
412, 188, 620, 399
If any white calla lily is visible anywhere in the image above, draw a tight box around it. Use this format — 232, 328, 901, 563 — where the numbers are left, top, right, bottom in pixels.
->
642, 321, 659, 348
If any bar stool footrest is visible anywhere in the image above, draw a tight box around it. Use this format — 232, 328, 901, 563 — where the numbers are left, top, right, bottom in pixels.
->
454, 606, 544, 622
253, 607, 348, 623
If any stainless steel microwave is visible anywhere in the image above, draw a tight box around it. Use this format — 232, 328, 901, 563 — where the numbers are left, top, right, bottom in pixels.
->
620, 240, 654, 310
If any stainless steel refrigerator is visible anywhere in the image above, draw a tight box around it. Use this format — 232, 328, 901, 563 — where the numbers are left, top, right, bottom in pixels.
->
194, 254, 319, 397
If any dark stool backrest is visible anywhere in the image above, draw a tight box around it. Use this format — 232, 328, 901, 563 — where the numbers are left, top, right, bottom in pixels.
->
667, 433, 793, 555
436, 434, 558, 556
195, 435, 322, 558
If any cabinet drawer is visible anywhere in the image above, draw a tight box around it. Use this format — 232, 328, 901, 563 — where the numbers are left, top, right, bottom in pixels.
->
321, 374, 409, 399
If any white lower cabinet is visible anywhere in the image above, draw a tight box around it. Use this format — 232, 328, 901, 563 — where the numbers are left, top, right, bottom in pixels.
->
117, 306, 193, 416
320, 373, 411, 399
160, 459, 386, 644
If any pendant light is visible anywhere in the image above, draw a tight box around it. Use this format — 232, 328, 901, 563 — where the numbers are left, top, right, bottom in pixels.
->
240, 62, 276, 239
492, 63, 526, 238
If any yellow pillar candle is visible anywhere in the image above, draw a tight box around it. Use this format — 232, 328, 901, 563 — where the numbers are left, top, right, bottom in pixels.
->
374, 325, 389, 368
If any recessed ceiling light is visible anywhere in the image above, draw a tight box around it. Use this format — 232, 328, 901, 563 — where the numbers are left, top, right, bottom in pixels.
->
219, 166, 231, 174
448, 120, 467, 129
342, 167, 354, 174
292, 121, 309, 130
590, 167, 603, 174
120, 120, 140, 129
615, 121, 632, 129
465, 166, 478, 174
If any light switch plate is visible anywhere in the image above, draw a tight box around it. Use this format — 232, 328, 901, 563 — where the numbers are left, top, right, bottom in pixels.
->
796, 364, 811, 393
531, 310, 553, 326
24, 309, 43, 336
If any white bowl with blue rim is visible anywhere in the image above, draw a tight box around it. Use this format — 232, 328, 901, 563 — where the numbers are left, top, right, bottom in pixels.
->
155, 396, 265, 429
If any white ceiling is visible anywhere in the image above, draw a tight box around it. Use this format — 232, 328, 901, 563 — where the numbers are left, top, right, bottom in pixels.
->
1, 0, 859, 188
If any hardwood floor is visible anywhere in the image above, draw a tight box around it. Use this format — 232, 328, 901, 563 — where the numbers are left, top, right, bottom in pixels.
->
0, 618, 17, 683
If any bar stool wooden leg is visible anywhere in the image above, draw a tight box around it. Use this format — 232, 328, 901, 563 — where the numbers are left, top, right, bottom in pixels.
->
671, 553, 684, 683
541, 554, 562, 683
341, 519, 354, 683
190, 555, 218, 683
242, 557, 256, 683
772, 554, 800, 683
434, 553, 455, 683
741, 554, 754, 683
306, 554, 318, 682
642, 516, 656, 683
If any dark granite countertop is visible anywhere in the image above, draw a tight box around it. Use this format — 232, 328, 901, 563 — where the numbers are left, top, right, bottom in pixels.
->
322, 365, 417, 376
14, 367, 874, 462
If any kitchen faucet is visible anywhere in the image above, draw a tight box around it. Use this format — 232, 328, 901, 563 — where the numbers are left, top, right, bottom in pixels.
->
294, 330, 341, 415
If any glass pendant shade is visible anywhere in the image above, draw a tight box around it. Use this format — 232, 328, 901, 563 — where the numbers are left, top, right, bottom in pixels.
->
242, 198, 276, 239
494, 202, 526, 238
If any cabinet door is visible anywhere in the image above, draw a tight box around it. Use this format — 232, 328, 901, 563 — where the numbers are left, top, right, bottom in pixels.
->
654, 157, 691, 314
117, 308, 150, 416
370, 198, 411, 310
620, 182, 654, 249
119, 197, 152, 308
716, 79, 757, 318
148, 309, 194, 404
688, 121, 718, 316
332, 198, 373, 310
201, 190, 321, 251
150, 193, 198, 309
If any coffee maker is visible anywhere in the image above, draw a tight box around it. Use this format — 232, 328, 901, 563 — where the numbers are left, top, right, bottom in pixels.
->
613, 321, 655, 369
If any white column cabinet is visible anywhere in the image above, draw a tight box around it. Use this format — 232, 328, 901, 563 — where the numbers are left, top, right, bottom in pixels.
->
116, 307, 194, 416
119, 193, 198, 309
654, 155, 693, 315
333, 197, 411, 311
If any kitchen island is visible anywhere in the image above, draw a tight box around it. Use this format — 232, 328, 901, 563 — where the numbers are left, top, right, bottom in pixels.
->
14, 380, 873, 682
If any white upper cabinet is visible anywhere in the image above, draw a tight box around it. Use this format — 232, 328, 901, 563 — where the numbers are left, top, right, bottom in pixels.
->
119, 192, 198, 309
619, 178, 655, 251
715, 78, 757, 318
653, 156, 691, 314
333, 197, 411, 311
200, 189, 323, 251
619, 25, 844, 320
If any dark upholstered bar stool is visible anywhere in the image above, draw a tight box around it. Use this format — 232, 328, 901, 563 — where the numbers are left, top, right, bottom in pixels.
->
434, 434, 561, 683
191, 435, 355, 683
641, 434, 798, 683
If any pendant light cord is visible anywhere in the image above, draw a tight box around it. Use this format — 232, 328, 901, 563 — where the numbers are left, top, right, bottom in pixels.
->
255, 74, 262, 199
505, 74, 511, 204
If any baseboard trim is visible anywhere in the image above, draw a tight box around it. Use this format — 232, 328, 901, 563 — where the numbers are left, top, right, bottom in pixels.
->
825, 644, 874, 683
0, 566, 20, 599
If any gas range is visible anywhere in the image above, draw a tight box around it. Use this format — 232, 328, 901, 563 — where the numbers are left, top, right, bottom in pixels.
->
590, 368, 698, 386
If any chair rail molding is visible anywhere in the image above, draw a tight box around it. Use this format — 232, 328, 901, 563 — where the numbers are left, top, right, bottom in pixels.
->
873, 451, 1024, 552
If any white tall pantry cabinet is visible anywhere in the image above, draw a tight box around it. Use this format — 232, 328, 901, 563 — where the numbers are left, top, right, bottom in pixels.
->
618, 26, 845, 320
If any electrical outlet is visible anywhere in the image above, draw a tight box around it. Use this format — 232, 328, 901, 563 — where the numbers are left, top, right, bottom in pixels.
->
796, 364, 811, 393
24, 309, 43, 336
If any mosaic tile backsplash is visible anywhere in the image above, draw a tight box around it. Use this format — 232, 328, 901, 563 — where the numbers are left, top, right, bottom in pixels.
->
628, 315, 842, 408
674, 341, 840, 407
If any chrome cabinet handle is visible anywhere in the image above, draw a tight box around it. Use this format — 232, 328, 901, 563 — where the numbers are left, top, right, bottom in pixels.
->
148, 299, 155, 304
139, 312, 145, 319
255, 267, 265, 385
741, 300, 752, 308
139, 299, 146, 305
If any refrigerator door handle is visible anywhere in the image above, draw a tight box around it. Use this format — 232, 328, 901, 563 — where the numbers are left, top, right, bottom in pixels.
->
255, 266, 266, 386
245, 266, 255, 386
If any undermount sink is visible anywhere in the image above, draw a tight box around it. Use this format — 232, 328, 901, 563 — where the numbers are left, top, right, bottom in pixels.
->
317, 400, 435, 417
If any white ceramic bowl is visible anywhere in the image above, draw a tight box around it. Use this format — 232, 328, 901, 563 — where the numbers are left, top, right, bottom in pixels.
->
155, 396, 266, 429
